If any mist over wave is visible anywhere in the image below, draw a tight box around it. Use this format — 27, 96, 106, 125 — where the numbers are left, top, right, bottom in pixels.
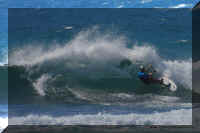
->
9, 28, 192, 104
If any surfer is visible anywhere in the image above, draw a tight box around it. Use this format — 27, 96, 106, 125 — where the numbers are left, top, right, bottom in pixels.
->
137, 65, 164, 85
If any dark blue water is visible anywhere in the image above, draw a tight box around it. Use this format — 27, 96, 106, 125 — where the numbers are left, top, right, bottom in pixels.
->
9, 9, 191, 59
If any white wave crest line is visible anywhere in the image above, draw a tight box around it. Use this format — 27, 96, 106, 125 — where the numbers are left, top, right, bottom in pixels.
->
9, 109, 192, 125
170, 4, 193, 8
66, 87, 188, 105
33, 74, 51, 96
141, 0, 152, 4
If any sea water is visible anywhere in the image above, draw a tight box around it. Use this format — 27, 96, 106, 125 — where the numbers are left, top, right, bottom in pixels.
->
7, 9, 192, 125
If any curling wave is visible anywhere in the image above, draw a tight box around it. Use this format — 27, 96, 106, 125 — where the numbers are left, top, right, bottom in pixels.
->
8, 28, 192, 104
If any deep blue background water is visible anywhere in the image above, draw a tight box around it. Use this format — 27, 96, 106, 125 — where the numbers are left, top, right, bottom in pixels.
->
9, 9, 191, 59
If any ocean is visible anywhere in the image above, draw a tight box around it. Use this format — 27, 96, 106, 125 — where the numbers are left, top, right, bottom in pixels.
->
7, 8, 192, 126
1, 0, 199, 8
0, 105, 7, 133
0, 7, 8, 133
0, 0, 198, 131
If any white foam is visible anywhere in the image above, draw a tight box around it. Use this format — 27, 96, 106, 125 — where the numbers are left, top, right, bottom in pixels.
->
33, 74, 51, 96
161, 59, 192, 89
141, 0, 152, 4
176, 40, 188, 43
9, 34, 159, 67
66, 87, 190, 106
64, 26, 73, 30
9, 109, 192, 125
0, 117, 7, 133
102, 2, 109, 5
117, 5, 124, 8
170, 4, 193, 8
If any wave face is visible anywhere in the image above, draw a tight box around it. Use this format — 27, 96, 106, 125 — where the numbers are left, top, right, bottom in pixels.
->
9, 28, 192, 104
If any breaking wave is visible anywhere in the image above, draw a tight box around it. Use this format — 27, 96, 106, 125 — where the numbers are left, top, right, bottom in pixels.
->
9, 28, 192, 104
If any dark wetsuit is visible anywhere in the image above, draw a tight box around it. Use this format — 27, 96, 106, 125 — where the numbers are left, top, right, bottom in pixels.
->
137, 72, 150, 84
138, 71, 161, 84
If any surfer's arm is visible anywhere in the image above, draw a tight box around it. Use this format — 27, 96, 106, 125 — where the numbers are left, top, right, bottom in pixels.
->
146, 64, 157, 73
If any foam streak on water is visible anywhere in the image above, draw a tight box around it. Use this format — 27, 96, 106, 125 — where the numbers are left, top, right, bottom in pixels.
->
9, 108, 191, 125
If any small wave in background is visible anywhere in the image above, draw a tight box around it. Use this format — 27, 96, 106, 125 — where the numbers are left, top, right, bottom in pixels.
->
9, 109, 191, 125
1, 0, 198, 8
